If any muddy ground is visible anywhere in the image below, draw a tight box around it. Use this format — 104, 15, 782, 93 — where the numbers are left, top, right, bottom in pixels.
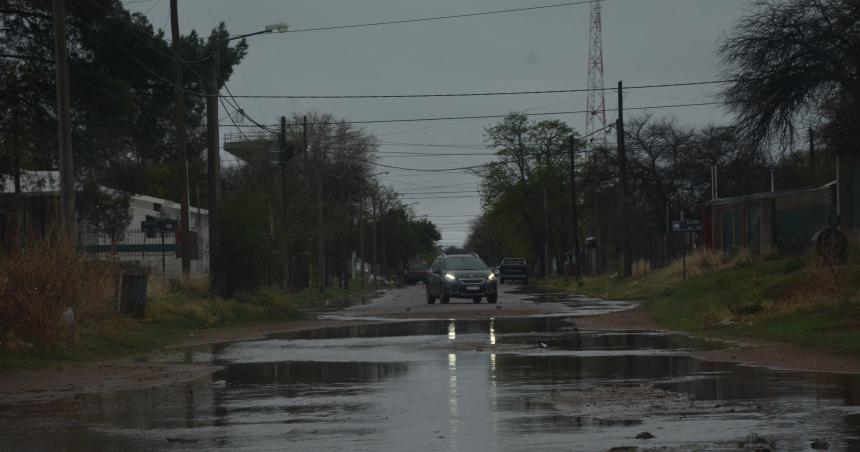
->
1, 283, 859, 409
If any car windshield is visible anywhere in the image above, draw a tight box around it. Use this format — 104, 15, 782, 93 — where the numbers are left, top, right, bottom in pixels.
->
409, 263, 428, 271
502, 258, 526, 265
445, 256, 488, 270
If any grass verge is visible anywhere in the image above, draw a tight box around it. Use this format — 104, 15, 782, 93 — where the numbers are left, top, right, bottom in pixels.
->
0, 283, 376, 373
541, 251, 860, 354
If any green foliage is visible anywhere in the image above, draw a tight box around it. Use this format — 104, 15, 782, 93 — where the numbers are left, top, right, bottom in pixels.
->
552, 254, 860, 354
78, 181, 132, 242
0, 1, 247, 201
467, 114, 579, 269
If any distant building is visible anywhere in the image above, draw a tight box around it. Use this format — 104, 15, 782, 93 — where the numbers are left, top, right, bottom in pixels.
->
703, 182, 837, 255
0, 171, 209, 279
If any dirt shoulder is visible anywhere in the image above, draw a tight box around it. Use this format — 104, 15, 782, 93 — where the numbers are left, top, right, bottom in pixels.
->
573, 306, 860, 374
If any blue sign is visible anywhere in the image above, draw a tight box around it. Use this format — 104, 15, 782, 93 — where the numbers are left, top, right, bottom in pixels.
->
141, 218, 179, 233
672, 220, 703, 232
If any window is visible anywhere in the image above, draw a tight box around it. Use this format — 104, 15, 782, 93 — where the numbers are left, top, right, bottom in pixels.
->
444, 256, 488, 271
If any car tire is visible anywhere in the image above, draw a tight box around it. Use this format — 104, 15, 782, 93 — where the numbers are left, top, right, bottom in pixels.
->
523, 278, 529, 285
499, 278, 504, 284
487, 295, 498, 304
472, 297, 481, 304
426, 286, 435, 304
440, 293, 450, 304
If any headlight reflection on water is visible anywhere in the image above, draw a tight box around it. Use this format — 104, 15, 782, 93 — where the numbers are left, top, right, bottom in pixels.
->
489, 317, 496, 345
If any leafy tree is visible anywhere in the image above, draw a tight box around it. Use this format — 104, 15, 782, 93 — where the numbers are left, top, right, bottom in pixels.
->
719, 0, 860, 152
473, 114, 578, 274
219, 112, 441, 292
0, 0, 247, 201
78, 180, 132, 247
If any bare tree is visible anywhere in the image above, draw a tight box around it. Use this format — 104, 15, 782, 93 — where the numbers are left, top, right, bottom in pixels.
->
719, 0, 860, 152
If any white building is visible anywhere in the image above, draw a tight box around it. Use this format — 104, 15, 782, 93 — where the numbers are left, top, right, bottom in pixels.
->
1, 171, 209, 279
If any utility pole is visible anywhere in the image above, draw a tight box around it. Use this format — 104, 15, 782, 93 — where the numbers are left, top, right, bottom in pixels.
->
206, 44, 223, 296
170, 0, 191, 279
543, 188, 550, 277
278, 116, 292, 290
617, 81, 631, 278
52, 0, 75, 236
359, 194, 365, 282
809, 127, 816, 182
12, 104, 20, 194
279, 116, 288, 227
316, 126, 325, 292
371, 195, 378, 283
569, 135, 580, 276
381, 202, 387, 280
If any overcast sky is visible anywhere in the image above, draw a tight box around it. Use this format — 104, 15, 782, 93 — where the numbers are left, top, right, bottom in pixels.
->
128, 0, 749, 247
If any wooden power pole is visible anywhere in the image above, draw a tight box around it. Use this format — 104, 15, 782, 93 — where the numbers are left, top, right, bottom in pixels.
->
52, 0, 75, 236
809, 127, 816, 182
569, 135, 580, 272
617, 81, 631, 278
316, 123, 325, 292
170, 0, 191, 279
206, 43, 222, 296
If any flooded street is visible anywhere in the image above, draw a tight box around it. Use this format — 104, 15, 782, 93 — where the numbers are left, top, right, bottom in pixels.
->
2, 285, 859, 451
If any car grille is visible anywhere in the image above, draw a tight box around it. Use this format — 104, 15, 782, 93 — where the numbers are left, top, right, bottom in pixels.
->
459, 278, 485, 284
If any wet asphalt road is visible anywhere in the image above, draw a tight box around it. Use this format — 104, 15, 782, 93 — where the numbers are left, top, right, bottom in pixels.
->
1, 285, 860, 451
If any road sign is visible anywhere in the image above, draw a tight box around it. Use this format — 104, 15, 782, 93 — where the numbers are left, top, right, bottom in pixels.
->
270, 141, 296, 166
672, 220, 703, 232
141, 218, 179, 233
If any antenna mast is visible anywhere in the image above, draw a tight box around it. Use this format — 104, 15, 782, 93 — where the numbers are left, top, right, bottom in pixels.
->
586, 1, 607, 146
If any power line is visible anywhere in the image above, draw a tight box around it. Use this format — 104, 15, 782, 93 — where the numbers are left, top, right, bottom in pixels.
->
401, 195, 482, 199
376, 151, 497, 157
219, 101, 728, 128
366, 159, 508, 173
219, 80, 730, 99
282, 0, 600, 34
379, 141, 487, 148
398, 190, 480, 195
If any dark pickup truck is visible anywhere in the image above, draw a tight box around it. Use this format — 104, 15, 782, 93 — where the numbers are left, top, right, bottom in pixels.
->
498, 257, 529, 284
404, 262, 430, 284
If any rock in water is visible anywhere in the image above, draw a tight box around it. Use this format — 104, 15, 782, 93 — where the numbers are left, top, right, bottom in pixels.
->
811, 439, 830, 449
635, 432, 655, 440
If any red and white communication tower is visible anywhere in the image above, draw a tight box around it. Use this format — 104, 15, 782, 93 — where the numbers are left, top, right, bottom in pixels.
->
586, 1, 608, 146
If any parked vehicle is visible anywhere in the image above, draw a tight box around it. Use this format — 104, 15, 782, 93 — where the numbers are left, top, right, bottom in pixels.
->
498, 257, 529, 284
426, 254, 498, 304
404, 262, 430, 284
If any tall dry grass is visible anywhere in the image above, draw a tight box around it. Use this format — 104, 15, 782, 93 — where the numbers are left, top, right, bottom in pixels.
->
662, 248, 745, 282
0, 229, 114, 349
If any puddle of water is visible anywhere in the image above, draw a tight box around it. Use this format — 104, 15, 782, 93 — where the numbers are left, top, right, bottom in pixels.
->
2, 316, 859, 451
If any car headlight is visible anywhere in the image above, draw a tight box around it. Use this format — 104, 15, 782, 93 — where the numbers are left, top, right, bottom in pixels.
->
445, 273, 456, 281
488, 273, 496, 281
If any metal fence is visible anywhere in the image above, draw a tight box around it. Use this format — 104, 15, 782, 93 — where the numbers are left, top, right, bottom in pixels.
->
81, 229, 209, 278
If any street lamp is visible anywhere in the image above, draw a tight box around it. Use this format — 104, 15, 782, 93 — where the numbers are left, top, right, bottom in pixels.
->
226, 23, 289, 42
206, 22, 288, 297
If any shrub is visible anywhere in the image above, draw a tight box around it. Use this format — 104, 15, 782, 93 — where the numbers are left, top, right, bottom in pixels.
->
0, 230, 114, 349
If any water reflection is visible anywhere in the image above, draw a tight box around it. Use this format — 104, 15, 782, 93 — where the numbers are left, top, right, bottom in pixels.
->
489, 317, 496, 345
448, 352, 459, 450
3, 316, 860, 451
